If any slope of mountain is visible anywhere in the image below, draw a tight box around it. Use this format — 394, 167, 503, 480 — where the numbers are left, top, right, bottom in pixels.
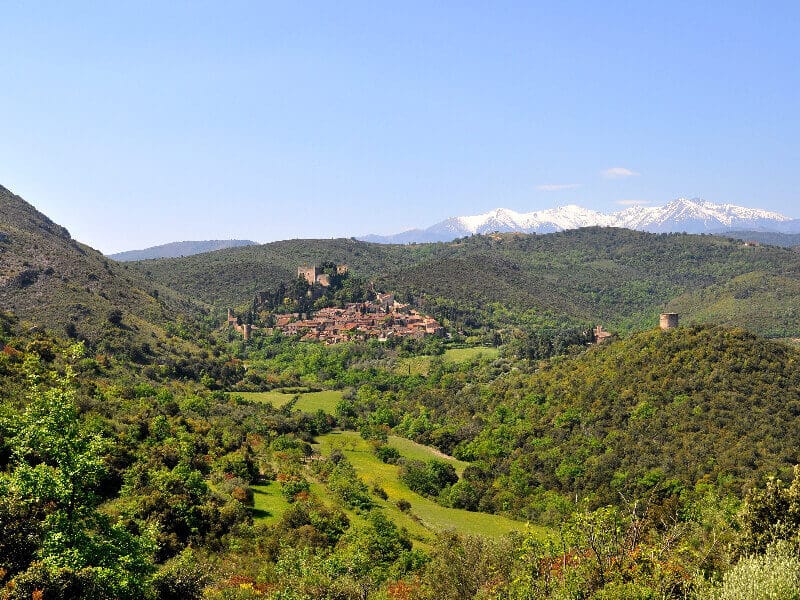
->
361, 198, 798, 243
129, 238, 425, 307
390, 325, 800, 514
109, 239, 258, 261
130, 227, 800, 337
0, 185, 206, 358
716, 230, 800, 248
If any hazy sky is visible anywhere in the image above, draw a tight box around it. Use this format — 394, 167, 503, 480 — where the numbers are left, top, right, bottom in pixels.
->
1, 2, 798, 253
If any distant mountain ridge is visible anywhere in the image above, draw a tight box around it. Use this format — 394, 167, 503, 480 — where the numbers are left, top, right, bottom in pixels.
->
109, 239, 257, 261
361, 198, 800, 243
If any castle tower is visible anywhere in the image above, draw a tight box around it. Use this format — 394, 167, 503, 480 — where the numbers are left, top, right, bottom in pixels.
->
298, 265, 318, 285
659, 313, 679, 330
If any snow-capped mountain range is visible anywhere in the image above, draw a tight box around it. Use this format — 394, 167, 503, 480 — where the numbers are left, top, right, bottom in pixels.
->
360, 198, 800, 244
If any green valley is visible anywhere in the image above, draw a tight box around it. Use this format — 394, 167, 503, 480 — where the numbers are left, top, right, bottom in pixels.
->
2, 188, 800, 599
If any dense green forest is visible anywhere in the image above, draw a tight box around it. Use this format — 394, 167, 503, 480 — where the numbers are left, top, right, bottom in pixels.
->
4, 189, 800, 599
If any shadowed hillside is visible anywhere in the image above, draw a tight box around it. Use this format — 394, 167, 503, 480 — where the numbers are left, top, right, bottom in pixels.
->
0, 185, 207, 359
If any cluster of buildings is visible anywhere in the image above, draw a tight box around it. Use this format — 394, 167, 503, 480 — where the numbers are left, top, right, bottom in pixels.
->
227, 290, 445, 343
271, 293, 444, 343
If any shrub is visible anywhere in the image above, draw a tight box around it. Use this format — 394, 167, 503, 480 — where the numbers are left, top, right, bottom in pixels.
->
372, 484, 388, 500
328, 459, 372, 510
700, 541, 800, 600
107, 309, 123, 326
399, 459, 458, 497
280, 477, 311, 502
374, 444, 401, 464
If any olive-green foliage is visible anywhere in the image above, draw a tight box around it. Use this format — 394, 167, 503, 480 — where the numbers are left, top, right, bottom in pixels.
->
327, 458, 372, 510
272, 497, 350, 549
279, 476, 311, 503
0, 185, 211, 364
720, 230, 800, 248
374, 443, 401, 464
151, 549, 212, 600
398, 458, 458, 497
699, 542, 800, 600
738, 465, 800, 554
421, 532, 516, 600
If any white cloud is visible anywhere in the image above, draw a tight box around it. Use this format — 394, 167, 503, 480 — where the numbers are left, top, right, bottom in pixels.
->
615, 199, 653, 206
602, 167, 639, 179
536, 183, 581, 191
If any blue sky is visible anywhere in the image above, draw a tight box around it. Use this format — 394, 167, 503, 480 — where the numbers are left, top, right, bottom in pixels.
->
1, 2, 798, 253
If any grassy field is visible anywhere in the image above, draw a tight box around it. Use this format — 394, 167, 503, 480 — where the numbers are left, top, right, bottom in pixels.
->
230, 389, 342, 414
395, 346, 500, 376
311, 431, 547, 545
387, 435, 469, 476
251, 482, 293, 524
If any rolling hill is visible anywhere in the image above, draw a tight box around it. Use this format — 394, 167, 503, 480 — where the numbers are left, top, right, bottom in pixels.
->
130, 227, 800, 337
716, 230, 800, 248
109, 239, 257, 261
386, 325, 800, 517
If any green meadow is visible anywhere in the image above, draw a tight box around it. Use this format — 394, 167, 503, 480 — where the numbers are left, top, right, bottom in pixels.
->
395, 346, 500, 376
231, 389, 342, 414
310, 431, 544, 545
250, 430, 547, 546
250, 482, 293, 524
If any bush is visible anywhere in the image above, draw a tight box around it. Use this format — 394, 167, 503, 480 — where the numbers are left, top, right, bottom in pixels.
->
152, 549, 210, 600
372, 484, 388, 500
280, 477, 311, 502
700, 541, 800, 600
374, 444, 401, 464
328, 459, 372, 510
107, 309, 123, 326
399, 459, 458, 497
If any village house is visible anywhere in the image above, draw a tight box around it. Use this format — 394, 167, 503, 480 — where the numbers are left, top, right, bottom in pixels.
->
229, 299, 444, 343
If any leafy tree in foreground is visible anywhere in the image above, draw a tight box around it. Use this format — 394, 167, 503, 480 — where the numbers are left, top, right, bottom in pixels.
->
0, 366, 154, 599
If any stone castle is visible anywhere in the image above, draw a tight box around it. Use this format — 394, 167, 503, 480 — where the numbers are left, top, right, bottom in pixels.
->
298, 264, 348, 287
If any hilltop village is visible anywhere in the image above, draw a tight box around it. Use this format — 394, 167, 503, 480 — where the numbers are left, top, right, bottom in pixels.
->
227, 264, 444, 342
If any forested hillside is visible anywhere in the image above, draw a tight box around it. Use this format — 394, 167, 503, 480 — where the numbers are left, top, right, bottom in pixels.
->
363, 325, 800, 521
718, 230, 800, 248
131, 228, 800, 337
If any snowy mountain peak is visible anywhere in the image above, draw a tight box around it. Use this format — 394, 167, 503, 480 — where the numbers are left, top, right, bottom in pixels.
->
359, 198, 799, 244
